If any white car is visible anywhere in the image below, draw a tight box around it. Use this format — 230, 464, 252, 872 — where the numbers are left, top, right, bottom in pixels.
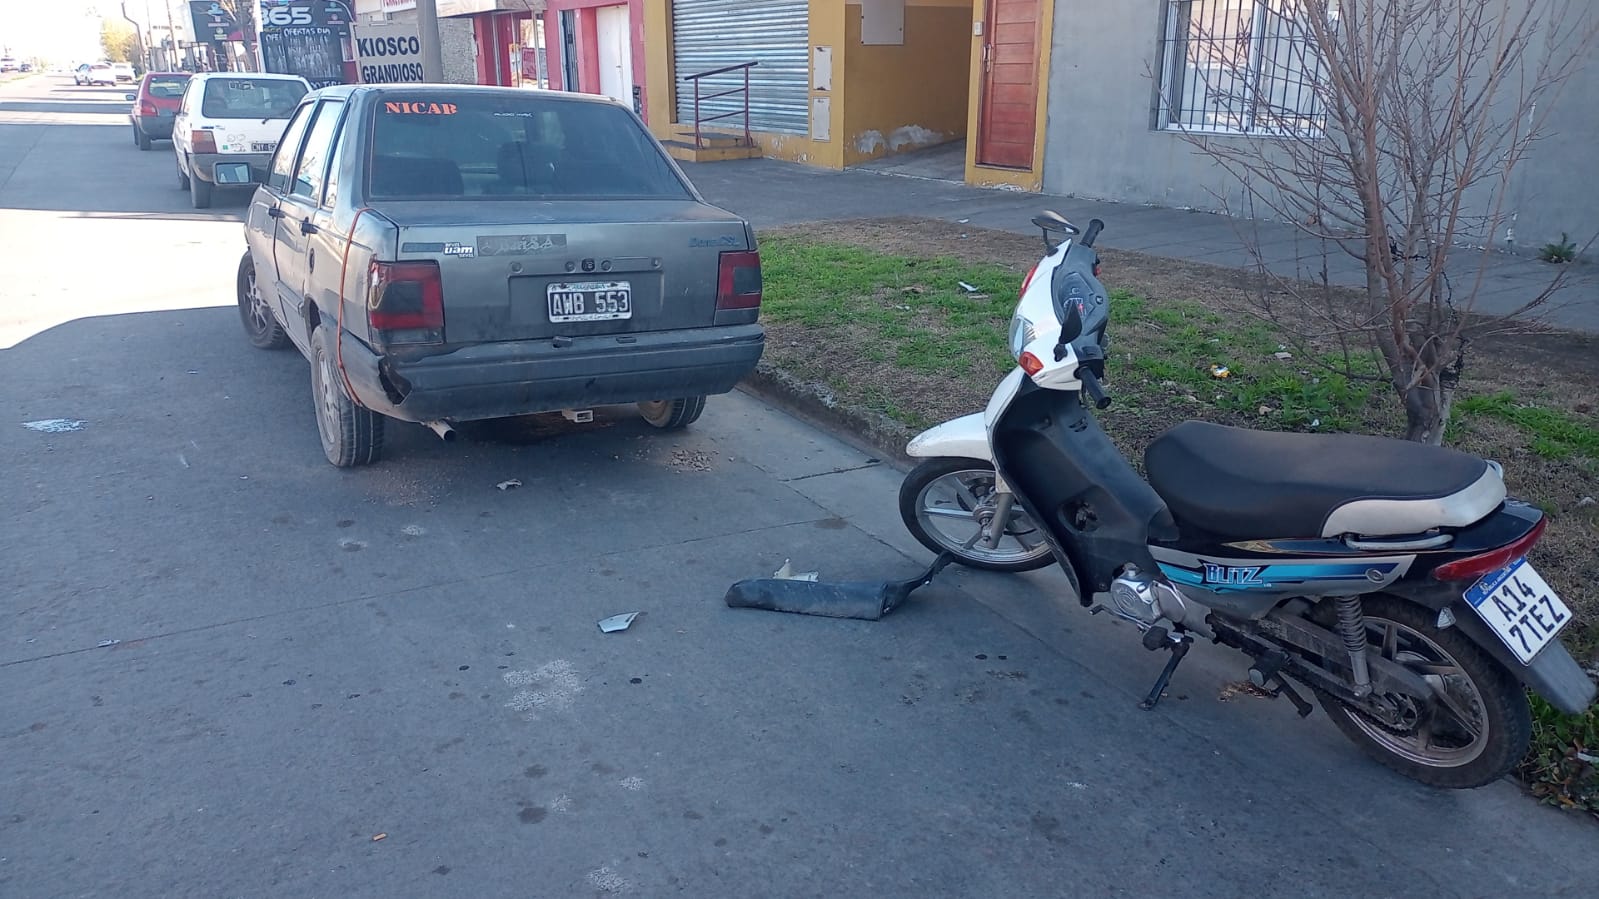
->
172, 72, 311, 209
111, 62, 135, 83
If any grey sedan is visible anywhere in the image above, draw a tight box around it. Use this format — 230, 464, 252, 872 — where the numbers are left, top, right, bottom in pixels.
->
235, 85, 765, 466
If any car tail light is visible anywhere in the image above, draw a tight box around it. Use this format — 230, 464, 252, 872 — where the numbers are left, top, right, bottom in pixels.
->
1019, 263, 1040, 298
139, 100, 157, 116
1431, 517, 1547, 582
716, 250, 762, 311
367, 261, 444, 345
191, 130, 217, 154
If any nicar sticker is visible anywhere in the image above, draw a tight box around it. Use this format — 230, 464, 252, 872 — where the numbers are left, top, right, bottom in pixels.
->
383, 101, 458, 116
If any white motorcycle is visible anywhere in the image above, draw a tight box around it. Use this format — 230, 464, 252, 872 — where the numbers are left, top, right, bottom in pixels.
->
896, 210, 1595, 788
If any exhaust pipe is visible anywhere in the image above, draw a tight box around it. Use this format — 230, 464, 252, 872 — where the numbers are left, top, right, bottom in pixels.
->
424, 420, 457, 442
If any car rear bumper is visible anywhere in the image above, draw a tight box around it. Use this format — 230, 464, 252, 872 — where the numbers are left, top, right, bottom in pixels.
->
337, 324, 766, 423
134, 116, 174, 138
191, 151, 271, 185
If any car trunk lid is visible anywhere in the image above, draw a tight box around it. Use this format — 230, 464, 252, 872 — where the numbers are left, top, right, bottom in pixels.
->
376, 200, 750, 345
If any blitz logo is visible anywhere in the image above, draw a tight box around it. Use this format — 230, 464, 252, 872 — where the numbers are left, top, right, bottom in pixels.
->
1203, 564, 1266, 587
263, 7, 315, 27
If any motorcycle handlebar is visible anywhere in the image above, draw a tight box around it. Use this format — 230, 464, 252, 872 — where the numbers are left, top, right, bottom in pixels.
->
1078, 365, 1112, 410
1081, 219, 1105, 248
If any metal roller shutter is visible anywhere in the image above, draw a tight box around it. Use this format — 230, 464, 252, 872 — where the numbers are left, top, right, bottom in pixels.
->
672, 0, 809, 135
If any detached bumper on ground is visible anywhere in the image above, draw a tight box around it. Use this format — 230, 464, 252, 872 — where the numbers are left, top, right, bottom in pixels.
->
338, 324, 766, 422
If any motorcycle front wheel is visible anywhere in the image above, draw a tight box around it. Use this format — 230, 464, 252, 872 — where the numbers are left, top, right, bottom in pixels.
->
1313, 595, 1531, 789
898, 457, 1056, 572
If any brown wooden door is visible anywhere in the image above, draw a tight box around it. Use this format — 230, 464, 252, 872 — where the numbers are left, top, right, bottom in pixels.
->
977, 0, 1040, 169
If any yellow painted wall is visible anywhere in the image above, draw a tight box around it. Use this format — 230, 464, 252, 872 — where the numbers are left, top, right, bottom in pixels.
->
644, 0, 1051, 188
963, 0, 1052, 191
841, 1, 971, 167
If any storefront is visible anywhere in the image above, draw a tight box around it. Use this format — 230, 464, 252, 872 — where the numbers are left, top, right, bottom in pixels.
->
434, 1, 550, 89
543, 0, 645, 118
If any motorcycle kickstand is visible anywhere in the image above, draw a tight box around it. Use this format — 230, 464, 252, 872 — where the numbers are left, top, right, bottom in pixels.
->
1138, 635, 1192, 711
1248, 649, 1314, 718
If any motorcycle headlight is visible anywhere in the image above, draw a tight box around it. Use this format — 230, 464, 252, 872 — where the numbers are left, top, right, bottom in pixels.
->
1008, 313, 1036, 359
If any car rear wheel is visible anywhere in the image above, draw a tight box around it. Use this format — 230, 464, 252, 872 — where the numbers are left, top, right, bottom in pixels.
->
135, 124, 151, 151
176, 156, 190, 190
189, 168, 212, 209
237, 253, 289, 350
638, 397, 706, 430
310, 327, 384, 468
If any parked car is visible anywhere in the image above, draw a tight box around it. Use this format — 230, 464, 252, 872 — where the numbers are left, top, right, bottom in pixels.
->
111, 62, 135, 83
233, 85, 766, 467
127, 72, 191, 150
172, 72, 311, 208
19, 62, 33, 73
83, 63, 116, 86
0, 57, 17, 73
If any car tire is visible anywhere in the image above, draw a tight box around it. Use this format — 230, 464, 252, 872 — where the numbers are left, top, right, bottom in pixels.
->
177, 156, 190, 190
638, 397, 706, 430
190, 170, 212, 209
310, 327, 384, 468
135, 125, 151, 151
237, 253, 289, 350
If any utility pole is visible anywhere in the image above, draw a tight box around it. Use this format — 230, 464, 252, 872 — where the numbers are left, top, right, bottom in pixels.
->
415, 0, 445, 83
164, 0, 180, 70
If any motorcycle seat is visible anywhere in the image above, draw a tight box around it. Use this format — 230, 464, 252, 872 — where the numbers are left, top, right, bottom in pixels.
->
1144, 421, 1505, 540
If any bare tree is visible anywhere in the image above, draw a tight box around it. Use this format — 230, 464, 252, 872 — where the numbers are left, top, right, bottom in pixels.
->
1167, 0, 1597, 444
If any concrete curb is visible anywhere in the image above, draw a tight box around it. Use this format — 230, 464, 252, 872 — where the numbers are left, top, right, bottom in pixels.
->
735, 361, 920, 471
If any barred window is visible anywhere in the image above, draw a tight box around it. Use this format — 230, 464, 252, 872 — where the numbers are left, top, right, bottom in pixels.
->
1158, 0, 1328, 136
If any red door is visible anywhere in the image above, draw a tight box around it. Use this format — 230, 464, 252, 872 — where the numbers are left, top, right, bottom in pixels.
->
977, 0, 1039, 169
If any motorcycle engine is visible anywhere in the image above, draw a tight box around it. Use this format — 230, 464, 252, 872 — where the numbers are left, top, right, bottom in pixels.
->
1108, 567, 1209, 634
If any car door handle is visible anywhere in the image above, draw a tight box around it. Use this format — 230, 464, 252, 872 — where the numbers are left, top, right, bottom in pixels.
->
300, 219, 319, 235
267, 207, 284, 219
308, 248, 316, 273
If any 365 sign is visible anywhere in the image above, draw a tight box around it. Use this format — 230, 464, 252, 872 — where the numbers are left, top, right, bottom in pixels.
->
262, 5, 317, 26
354, 22, 426, 84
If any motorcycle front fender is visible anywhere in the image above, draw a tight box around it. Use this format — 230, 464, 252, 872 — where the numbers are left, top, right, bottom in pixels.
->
907, 413, 991, 462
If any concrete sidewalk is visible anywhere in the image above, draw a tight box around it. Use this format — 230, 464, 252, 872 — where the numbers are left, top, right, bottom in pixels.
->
680, 157, 1599, 334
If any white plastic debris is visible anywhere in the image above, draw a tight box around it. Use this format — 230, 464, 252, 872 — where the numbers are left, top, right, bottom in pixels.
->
773, 559, 819, 582
23, 419, 85, 433
97, 639, 120, 648
496, 478, 523, 491
1577, 496, 1596, 508
1273, 351, 1293, 361
598, 612, 640, 633
958, 281, 979, 293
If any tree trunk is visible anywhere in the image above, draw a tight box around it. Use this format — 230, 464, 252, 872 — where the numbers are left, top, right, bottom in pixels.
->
1401, 374, 1453, 446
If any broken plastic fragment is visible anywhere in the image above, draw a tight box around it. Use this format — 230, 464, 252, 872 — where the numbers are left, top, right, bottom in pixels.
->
97, 639, 120, 648
496, 478, 522, 491
958, 281, 979, 293
23, 419, 86, 433
773, 559, 820, 582
598, 612, 640, 633
371, 833, 387, 842
1210, 365, 1231, 379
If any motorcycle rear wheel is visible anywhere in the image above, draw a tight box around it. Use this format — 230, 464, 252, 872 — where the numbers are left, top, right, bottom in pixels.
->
1312, 595, 1531, 789
899, 457, 1056, 572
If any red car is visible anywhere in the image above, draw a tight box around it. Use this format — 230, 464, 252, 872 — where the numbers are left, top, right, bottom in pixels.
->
128, 72, 191, 151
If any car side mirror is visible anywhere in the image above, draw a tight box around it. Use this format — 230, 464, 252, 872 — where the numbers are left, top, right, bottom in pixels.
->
125, 93, 137, 101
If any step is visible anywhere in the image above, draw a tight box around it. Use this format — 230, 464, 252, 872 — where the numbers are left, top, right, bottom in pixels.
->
662, 139, 762, 163
671, 126, 751, 149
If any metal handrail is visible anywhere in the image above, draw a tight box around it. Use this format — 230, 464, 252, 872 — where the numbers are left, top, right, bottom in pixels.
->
682, 61, 757, 150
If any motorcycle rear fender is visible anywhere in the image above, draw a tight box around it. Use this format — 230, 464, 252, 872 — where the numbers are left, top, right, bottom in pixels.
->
1390, 581, 1597, 715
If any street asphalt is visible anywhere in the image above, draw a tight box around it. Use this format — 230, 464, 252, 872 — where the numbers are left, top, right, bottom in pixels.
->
1, 75, 1593, 898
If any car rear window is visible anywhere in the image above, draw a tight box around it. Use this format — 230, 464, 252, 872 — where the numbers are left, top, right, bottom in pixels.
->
148, 76, 189, 98
201, 78, 308, 120
366, 95, 690, 201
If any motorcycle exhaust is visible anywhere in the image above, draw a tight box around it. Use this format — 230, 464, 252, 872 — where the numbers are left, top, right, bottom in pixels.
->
724, 553, 955, 621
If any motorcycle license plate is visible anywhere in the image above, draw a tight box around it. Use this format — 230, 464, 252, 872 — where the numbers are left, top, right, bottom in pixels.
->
1462, 559, 1571, 665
